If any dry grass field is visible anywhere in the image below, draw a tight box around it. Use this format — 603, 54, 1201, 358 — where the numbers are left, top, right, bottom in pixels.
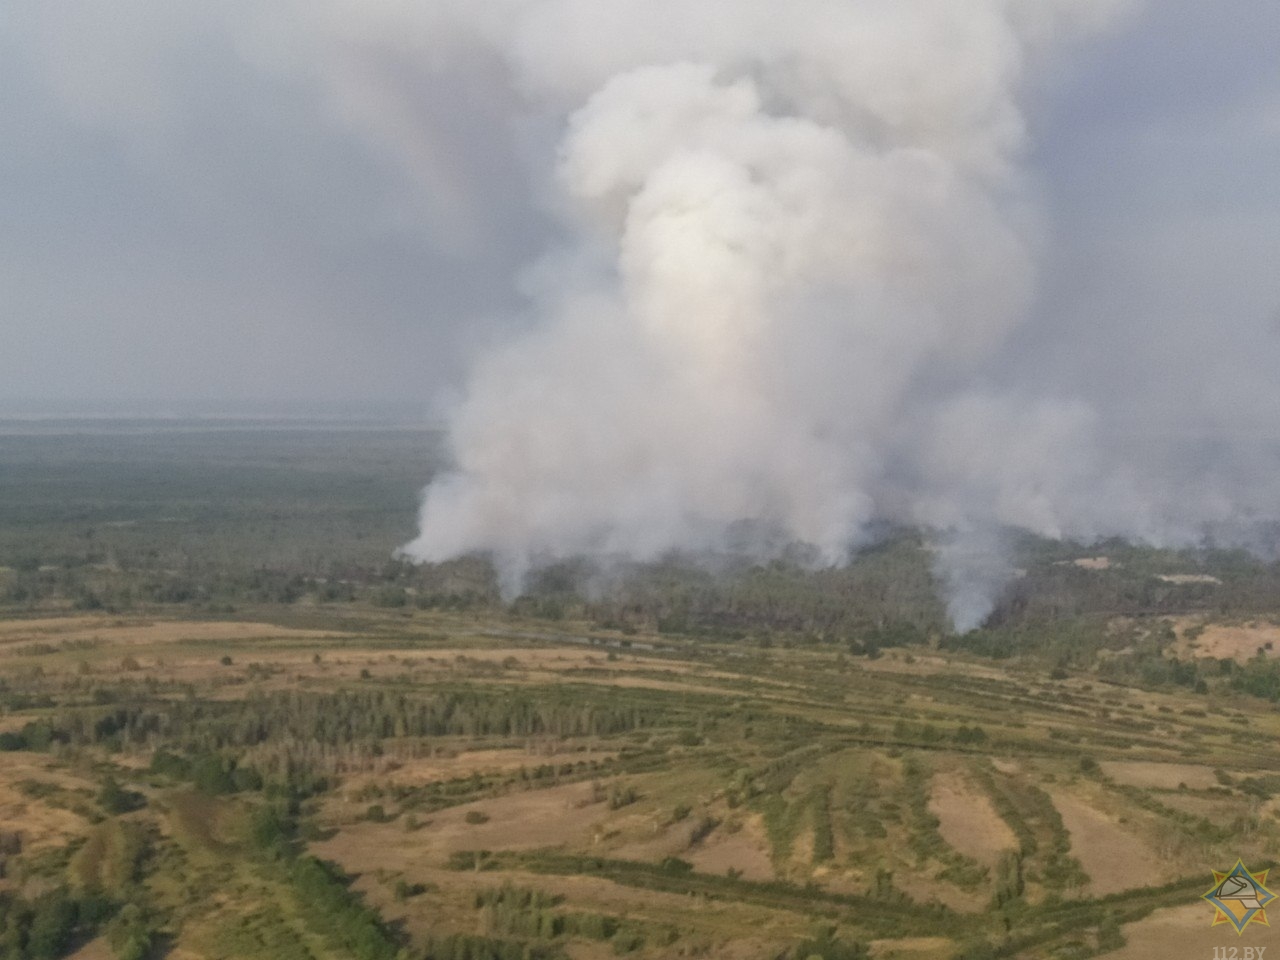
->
1174, 619, 1280, 662
928, 771, 1018, 870
2, 608, 1279, 959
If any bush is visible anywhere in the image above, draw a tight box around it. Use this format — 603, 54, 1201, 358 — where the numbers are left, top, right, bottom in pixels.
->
98, 776, 144, 815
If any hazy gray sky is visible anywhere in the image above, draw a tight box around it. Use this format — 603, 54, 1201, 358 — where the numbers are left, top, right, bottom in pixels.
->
0, 0, 1276, 408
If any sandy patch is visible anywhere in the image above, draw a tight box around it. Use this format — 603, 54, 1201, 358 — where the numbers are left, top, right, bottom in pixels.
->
1049, 790, 1161, 896
868, 937, 955, 959
0, 617, 350, 650
1072, 558, 1112, 570
685, 815, 774, 881
64, 939, 113, 960
0, 754, 94, 851
928, 771, 1017, 869
1156, 792, 1253, 821
318, 781, 602, 870
0, 787, 86, 852
609, 820, 695, 864
857, 656, 1010, 681
1099, 761, 1220, 791
1096, 902, 1271, 959
1176, 621, 1280, 663
1158, 574, 1221, 585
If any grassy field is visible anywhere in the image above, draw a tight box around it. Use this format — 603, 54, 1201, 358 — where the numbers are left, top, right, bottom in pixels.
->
1, 421, 1278, 959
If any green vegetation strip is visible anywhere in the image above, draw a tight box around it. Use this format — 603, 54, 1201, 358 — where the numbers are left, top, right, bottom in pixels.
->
448, 851, 960, 939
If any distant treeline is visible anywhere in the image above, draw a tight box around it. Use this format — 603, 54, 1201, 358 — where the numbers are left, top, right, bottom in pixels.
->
8, 503, 1280, 645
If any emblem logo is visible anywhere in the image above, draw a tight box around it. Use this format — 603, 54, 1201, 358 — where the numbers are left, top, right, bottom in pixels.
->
1203, 860, 1274, 935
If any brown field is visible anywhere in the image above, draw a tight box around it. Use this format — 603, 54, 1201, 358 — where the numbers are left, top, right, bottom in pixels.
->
1155, 791, 1255, 821
1072, 557, 1112, 570
868, 938, 955, 959
685, 813, 774, 881
1098, 902, 1273, 958
1100, 761, 1220, 791
857, 654, 1011, 681
928, 770, 1018, 869
0, 753, 94, 852
0, 787, 86, 855
0, 616, 351, 649
1050, 789, 1163, 896
1175, 620, 1280, 662
329, 855, 809, 956
321, 780, 602, 866
64, 939, 113, 960
2, 605, 1276, 958
1158, 574, 1221, 585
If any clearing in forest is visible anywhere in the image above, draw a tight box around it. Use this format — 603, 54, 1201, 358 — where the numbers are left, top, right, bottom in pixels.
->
1175, 620, 1280, 662
1097, 903, 1234, 959
1099, 761, 1219, 791
685, 813, 774, 881
927, 770, 1018, 869
1049, 789, 1162, 896
0, 616, 350, 650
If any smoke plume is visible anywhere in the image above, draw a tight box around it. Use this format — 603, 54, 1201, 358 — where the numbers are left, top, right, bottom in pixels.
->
384, 0, 1276, 627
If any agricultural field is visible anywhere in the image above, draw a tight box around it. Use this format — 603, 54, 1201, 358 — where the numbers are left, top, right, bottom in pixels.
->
1, 421, 1279, 959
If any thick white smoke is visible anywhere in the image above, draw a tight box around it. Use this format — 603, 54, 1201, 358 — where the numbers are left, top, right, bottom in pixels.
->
369, 0, 1271, 627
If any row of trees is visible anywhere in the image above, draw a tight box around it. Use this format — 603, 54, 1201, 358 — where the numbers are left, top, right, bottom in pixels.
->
30, 687, 664, 759
0, 889, 115, 960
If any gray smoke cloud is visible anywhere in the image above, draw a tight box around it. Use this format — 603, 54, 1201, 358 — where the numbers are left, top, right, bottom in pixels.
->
393, 0, 1226, 626
390, 0, 1280, 627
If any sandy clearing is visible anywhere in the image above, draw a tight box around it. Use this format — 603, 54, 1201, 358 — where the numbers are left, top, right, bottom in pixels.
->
857, 656, 1011, 681
606, 805, 774, 879
685, 814, 774, 881
319, 780, 604, 870
64, 939, 113, 960
1073, 558, 1112, 570
1096, 902, 1275, 959
0, 755, 94, 851
868, 937, 955, 959
1156, 792, 1253, 821
1049, 790, 1162, 896
571, 674, 752, 697
928, 771, 1017, 869
609, 820, 695, 864
426, 782, 604, 854
1100, 761, 1220, 791
0, 753, 97, 794
1176, 621, 1280, 663
0, 786, 87, 852
0, 617, 351, 650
